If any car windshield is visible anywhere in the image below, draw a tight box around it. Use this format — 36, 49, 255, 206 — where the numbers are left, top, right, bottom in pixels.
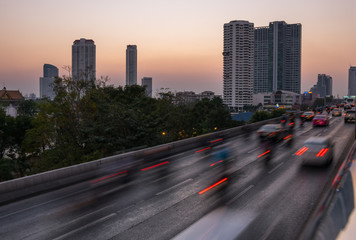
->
314, 115, 325, 119
347, 111, 355, 114
304, 143, 326, 151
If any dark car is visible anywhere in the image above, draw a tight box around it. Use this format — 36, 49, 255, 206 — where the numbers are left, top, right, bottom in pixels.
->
301, 111, 315, 121
344, 110, 355, 123
257, 124, 286, 142
296, 137, 334, 166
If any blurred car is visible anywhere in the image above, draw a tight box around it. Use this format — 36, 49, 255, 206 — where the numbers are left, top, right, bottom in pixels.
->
331, 108, 342, 117
312, 115, 329, 127
301, 111, 315, 121
256, 124, 286, 142
344, 110, 355, 123
297, 137, 334, 166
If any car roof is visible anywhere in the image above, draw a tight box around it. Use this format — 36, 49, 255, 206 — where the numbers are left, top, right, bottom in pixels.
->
314, 114, 327, 118
304, 137, 329, 145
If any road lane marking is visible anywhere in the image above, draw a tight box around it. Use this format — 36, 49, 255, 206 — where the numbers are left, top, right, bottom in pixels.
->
247, 148, 259, 153
53, 213, 116, 240
156, 178, 193, 196
227, 185, 254, 205
268, 162, 284, 174
259, 215, 283, 240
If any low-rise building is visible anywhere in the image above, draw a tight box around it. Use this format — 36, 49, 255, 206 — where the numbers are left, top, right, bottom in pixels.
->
0, 87, 24, 117
253, 90, 301, 110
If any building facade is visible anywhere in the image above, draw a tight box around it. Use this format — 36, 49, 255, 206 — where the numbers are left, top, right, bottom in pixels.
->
40, 64, 58, 99
126, 45, 137, 86
141, 77, 152, 97
348, 66, 356, 96
254, 21, 302, 94
0, 87, 24, 117
310, 74, 333, 98
223, 20, 254, 112
72, 38, 96, 81
253, 90, 302, 109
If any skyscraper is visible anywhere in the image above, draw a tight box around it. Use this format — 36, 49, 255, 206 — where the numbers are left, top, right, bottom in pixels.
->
254, 21, 301, 94
40, 64, 58, 99
72, 38, 96, 81
141, 77, 152, 97
348, 66, 356, 96
223, 20, 254, 112
310, 74, 332, 98
126, 45, 137, 86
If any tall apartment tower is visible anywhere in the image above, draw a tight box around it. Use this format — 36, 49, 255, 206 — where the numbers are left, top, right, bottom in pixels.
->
223, 20, 254, 112
72, 38, 96, 81
348, 66, 356, 96
318, 74, 332, 96
141, 77, 152, 97
40, 64, 58, 99
126, 45, 137, 86
254, 21, 301, 94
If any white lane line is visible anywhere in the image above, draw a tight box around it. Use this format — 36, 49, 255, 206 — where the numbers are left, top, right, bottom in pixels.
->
0, 187, 90, 220
53, 213, 116, 240
259, 215, 282, 240
156, 178, 193, 196
227, 185, 254, 205
247, 148, 259, 154
268, 162, 284, 174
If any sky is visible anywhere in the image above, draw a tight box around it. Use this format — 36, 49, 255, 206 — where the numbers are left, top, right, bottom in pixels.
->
0, 0, 355, 97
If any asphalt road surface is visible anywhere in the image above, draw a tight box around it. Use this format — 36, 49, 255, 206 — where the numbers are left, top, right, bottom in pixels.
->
0, 114, 353, 240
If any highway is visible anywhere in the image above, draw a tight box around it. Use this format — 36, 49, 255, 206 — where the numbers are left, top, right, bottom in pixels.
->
0, 114, 354, 240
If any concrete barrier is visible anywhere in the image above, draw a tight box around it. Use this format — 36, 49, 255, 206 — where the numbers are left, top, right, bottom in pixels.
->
0, 116, 285, 204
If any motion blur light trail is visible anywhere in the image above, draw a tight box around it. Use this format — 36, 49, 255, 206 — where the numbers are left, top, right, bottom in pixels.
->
296, 147, 309, 156
210, 160, 223, 167
141, 161, 169, 171
90, 170, 127, 184
257, 150, 271, 158
199, 178, 228, 195
195, 147, 211, 153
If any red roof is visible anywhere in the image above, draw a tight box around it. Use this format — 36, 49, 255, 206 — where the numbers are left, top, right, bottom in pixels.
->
0, 87, 24, 101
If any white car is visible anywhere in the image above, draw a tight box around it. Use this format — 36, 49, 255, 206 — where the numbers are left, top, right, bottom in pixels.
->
296, 137, 334, 166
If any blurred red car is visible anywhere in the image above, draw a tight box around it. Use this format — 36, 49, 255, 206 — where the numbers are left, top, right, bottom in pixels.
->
312, 115, 329, 127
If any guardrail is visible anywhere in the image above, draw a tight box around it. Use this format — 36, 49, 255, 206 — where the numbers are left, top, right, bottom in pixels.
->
0, 116, 286, 204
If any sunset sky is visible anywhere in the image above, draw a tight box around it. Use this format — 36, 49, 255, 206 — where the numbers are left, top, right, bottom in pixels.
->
0, 0, 355, 97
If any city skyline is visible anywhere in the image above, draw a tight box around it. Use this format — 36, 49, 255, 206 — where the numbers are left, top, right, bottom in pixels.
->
1, 0, 355, 97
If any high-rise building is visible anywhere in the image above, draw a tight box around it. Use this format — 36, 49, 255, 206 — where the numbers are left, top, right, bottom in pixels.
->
126, 45, 137, 86
72, 38, 96, 81
40, 64, 58, 99
141, 77, 152, 97
348, 66, 356, 96
254, 21, 301, 94
223, 20, 254, 112
309, 74, 332, 98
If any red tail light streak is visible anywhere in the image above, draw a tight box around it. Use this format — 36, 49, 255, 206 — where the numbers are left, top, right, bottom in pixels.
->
195, 147, 211, 153
141, 161, 169, 171
296, 147, 309, 156
90, 170, 127, 184
257, 150, 271, 158
284, 135, 292, 140
210, 160, 223, 167
316, 148, 329, 157
199, 178, 228, 195
210, 138, 223, 144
